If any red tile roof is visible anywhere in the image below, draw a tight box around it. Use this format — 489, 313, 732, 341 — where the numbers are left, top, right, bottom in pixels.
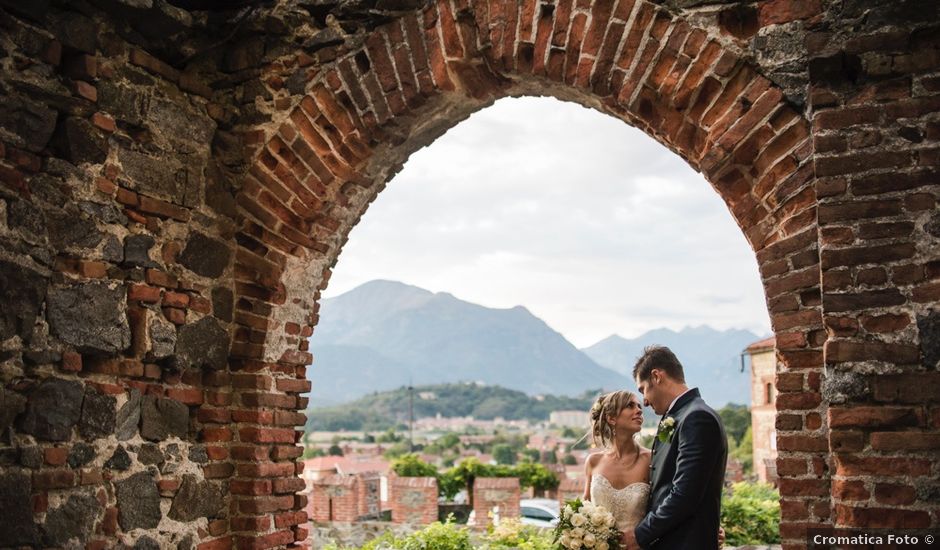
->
746, 336, 775, 352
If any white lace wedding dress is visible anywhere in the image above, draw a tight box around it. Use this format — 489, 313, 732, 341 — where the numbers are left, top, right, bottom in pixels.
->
590, 473, 651, 533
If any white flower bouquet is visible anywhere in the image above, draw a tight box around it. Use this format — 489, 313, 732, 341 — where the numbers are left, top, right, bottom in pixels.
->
552, 498, 621, 550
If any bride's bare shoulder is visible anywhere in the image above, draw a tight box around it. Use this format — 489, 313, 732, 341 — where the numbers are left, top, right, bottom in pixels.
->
586, 450, 606, 469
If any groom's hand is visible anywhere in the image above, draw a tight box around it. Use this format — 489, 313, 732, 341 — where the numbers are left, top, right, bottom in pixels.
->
622, 528, 641, 550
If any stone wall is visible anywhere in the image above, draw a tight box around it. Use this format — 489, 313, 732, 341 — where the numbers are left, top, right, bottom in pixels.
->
472, 477, 520, 529
308, 474, 360, 523
0, 0, 938, 548
389, 475, 438, 525
557, 476, 584, 506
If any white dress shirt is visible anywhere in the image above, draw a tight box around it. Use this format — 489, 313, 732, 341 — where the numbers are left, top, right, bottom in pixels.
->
665, 387, 694, 416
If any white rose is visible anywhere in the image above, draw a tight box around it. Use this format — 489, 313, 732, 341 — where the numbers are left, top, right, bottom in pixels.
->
603, 513, 615, 528
583, 533, 596, 547
559, 534, 571, 547
590, 511, 607, 526
595, 541, 609, 550
581, 500, 596, 513
571, 527, 585, 539
571, 512, 587, 527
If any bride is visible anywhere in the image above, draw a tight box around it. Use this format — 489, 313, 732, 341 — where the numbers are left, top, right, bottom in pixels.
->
581, 390, 725, 547
582, 390, 651, 534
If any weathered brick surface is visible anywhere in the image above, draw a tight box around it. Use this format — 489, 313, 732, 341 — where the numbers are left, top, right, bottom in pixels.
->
0, 0, 937, 548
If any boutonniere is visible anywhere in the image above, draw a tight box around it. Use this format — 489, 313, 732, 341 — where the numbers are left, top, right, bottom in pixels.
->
657, 416, 676, 443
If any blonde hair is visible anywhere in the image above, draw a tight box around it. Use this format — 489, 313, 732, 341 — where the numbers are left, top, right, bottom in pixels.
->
589, 390, 638, 448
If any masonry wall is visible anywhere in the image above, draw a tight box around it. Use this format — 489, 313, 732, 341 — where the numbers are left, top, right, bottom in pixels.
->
0, 0, 938, 549
751, 345, 779, 484
557, 476, 584, 507
309, 475, 359, 523
389, 476, 438, 525
472, 477, 521, 529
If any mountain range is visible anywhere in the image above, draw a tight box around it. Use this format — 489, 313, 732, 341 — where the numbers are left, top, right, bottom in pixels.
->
307, 280, 764, 408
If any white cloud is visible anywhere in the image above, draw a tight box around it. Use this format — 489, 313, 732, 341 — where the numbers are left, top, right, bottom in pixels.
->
325, 97, 772, 347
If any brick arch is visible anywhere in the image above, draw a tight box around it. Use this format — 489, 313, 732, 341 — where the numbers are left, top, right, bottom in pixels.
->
231, 0, 829, 547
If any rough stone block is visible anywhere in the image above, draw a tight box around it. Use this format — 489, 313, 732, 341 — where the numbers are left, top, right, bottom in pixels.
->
52, 116, 108, 165
176, 316, 230, 370
79, 385, 116, 438
917, 310, 940, 369
42, 491, 101, 546
178, 231, 232, 278
18, 377, 83, 441
0, 260, 49, 342
116, 472, 161, 530
47, 282, 131, 354
0, 473, 39, 545
124, 233, 158, 268
116, 388, 141, 441
168, 474, 224, 521
140, 394, 189, 440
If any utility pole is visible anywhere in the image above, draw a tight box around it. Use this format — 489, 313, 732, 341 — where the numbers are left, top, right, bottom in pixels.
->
408, 381, 414, 453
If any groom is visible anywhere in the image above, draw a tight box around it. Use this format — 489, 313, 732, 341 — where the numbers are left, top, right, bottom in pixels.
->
623, 345, 728, 550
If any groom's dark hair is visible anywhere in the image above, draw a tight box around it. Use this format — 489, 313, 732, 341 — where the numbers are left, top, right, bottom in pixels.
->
633, 345, 686, 383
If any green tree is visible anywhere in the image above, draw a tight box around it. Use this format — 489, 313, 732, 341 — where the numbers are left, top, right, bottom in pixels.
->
562, 454, 577, 465
392, 453, 438, 477
718, 403, 751, 445
539, 449, 558, 464
328, 444, 343, 456
493, 443, 516, 465
522, 448, 541, 463
730, 425, 754, 473
302, 446, 325, 459
513, 462, 559, 492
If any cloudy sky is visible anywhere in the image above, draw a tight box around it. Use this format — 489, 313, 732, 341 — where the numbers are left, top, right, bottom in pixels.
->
322, 97, 772, 348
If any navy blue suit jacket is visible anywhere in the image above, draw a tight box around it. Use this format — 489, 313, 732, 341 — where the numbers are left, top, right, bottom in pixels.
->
634, 388, 727, 549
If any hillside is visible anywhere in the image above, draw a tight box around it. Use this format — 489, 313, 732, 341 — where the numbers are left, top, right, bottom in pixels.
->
582, 326, 763, 406
305, 382, 599, 432
307, 280, 629, 405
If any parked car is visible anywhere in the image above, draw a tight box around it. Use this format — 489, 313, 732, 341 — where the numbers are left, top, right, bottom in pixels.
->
520, 498, 560, 527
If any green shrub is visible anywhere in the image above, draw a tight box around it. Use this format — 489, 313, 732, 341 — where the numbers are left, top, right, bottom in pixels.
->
392, 454, 439, 478
721, 481, 780, 545
482, 518, 554, 550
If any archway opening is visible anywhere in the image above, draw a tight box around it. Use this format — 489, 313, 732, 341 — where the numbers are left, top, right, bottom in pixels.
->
300, 95, 780, 547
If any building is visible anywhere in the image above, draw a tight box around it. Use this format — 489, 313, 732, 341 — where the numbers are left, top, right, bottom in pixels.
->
549, 410, 590, 428
746, 336, 778, 485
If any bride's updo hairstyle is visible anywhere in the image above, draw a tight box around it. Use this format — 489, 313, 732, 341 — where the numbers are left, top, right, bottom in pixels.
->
589, 390, 636, 448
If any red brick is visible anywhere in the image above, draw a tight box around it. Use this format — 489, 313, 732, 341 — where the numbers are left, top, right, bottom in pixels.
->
61, 351, 82, 372
870, 432, 940, 451
874, 483, 916, 505
163, 306, 186, 325
202, 427, 234, 442
235, 529, 294, 550
238, 427, 297, 444
44, 446, 69, 466
832, 479, 869, 501
776, 434, 828, 452
145, 269, 178, 289
33, 470, 76, 490
834, 455, 931, 477
231, 515, 271, 532
163, 291, 190, 308
829, 406, 921, 428
237, 462, 296, 478
197, 536, 234, 550
166, 387, 203, 405
834, 504, 931, 529
274, 378, 310, 393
